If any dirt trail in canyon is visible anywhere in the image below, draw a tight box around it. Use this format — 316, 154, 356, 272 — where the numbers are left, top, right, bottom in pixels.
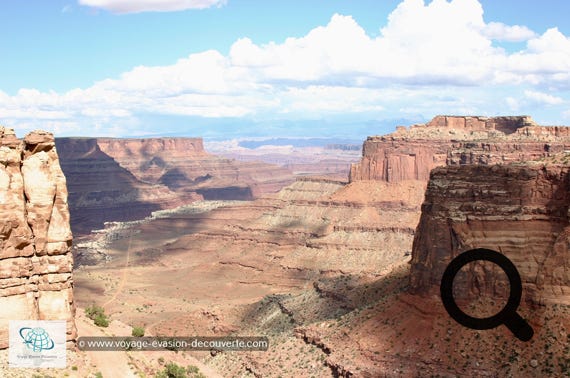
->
102, 232, 134, 309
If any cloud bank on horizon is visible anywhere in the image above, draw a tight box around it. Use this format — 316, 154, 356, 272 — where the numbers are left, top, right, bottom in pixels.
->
1, 0, 570, 138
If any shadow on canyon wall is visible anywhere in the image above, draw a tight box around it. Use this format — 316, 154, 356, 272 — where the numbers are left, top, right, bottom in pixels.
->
56, 138, 256, 235
56, 138, 164, 235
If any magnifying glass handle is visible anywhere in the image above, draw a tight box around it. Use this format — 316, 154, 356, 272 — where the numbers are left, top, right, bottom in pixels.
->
505, 312, 534, 341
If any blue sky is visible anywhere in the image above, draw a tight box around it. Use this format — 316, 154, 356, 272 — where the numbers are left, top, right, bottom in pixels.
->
1, 0, 570, 139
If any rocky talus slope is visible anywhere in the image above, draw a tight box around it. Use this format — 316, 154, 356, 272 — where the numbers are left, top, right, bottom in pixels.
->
0, 127, 75, 348
350, 115, 570, 182
56, 137, 294, 234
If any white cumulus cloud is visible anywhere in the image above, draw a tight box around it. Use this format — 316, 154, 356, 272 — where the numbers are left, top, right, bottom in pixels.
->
482, 22, 536, 42
3, 0, 570, 136
524, 90, 564, 105
78, 0, 226, 14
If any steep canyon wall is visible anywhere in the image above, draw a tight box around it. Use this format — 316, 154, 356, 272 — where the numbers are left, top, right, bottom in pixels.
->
409, 164, 570, 306
350, 115, 570, 307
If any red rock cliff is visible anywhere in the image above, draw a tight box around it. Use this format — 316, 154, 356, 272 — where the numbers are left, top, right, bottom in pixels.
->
0, 126, 76, 348
349, 137, 450, 182
97, 138, 207, 183
409, 163, 570, 306
56, 138, 192, 235
56, 137, 294, 234
349, 115, 570, 182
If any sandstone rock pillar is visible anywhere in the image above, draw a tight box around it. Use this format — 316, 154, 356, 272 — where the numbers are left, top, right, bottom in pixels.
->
0, 126, 76, 349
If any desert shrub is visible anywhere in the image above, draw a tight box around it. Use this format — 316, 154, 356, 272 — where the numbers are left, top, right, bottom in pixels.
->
85, 304, 109, 328
94, 314, 109, 327
186, 366, 205, 377
132, 326, 145, 337
155, 362, 206, 378
85, 304, 103, 318
155, 362, 187, 378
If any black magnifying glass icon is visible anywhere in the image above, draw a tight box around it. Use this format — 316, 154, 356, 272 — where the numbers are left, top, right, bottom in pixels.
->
440, 248, 534, 341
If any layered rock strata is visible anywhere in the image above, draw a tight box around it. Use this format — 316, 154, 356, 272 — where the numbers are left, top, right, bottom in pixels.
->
55, 137, 294, 234
409, 163, 570, 306
216, 144, 362, 179
56, 138, 194, 235
0, 127, 76, 348
95, 137, 293, 196
72, 176, 425, 376
350, 115, 570, 182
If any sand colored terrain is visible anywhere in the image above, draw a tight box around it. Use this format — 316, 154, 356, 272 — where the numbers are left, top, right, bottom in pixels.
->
72, 169, 570, 377
71, 178, 423, 377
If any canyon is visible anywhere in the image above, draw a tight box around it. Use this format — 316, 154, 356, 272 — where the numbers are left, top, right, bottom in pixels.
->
0, 127, 75, 349
55, 137, 294, 235
208, 140, 362, 179
70, 165, 570, 376
71, 177, 425, 377
67, 116, 570, 377
2, 115, 570, 377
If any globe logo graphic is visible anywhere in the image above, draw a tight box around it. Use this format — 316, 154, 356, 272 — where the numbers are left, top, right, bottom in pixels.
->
19, 327, 55, 352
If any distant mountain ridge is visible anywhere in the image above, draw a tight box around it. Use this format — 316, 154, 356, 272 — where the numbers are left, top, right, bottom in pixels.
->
238, 138, 362, 149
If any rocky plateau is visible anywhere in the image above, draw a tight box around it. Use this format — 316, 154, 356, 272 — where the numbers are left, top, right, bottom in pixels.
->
350, 115, 570, 182
208, 141, 362, 179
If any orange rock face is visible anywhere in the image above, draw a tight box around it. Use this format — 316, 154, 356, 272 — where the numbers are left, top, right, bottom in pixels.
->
409, 164, 570, 306
349, 115, 570, 182
425, 115, 536, 133
349, 138, 450, 182
96, 137, 207, 183
0, 126, 76, 348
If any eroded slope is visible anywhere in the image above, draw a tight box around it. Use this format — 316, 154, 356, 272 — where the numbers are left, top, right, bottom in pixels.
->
73, 178, 422, 377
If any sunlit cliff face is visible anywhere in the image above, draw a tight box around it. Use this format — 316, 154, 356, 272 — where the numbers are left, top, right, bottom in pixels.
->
0, 127, 76, 349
